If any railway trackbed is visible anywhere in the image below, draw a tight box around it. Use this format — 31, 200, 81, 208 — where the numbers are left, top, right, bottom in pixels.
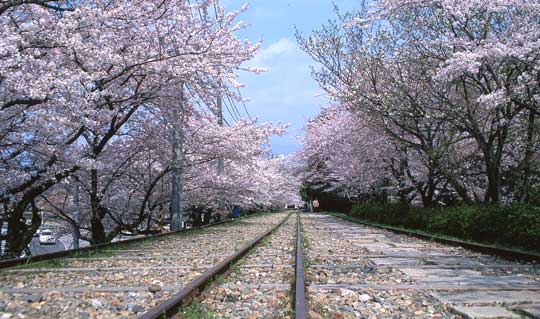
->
174, 211, 299, 318
303, 213, 540, 319
0, 212, 304, 319
2, 211, 537, 319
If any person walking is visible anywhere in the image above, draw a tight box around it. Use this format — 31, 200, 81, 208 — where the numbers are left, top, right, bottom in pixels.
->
232, 205, 240, 218
312, 199, 320, 213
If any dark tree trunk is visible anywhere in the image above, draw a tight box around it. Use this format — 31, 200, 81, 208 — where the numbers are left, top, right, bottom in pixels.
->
431, 157, 472, 205
520, 110, 536, 203
89, 168, 107, 244
1, 164, 78, 258
481, 130, 506, 204
485, 162, 501, 203
4, 202, 41, 258
90, 216, 107, 244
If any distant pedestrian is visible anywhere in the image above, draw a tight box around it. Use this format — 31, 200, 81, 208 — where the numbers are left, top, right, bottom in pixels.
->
232, 205, 240, 218
312, 199, 320, 212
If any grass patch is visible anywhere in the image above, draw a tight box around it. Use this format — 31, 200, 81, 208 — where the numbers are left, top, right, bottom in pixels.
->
178, 301, 214, 319
258, 237, 270, 247
212, 273, 227, 286
310, 301, 330, 319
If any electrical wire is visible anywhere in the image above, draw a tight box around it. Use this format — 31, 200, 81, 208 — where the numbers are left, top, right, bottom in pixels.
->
237, 87, 253, 121
225, 93, 243, 120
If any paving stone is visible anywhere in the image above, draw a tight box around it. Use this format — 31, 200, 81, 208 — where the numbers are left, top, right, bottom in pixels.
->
127, 303, 144, 313
431, 258, 489, 266
370, 257, 422, 266
433, 290, 540, 304
400, 268, 483, 278
354, 243, 394, 250
383, 247, 425, 253
452, 305, 520, 318
343, 239, 379, 243
417, 275, 535, 286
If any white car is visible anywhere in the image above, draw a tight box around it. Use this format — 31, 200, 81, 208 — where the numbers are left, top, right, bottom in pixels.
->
39, 230, 56, 245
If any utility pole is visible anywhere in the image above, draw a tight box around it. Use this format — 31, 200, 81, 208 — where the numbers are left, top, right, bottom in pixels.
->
217, 81, 224, 175
69, 179, 80, 249
171, 82, 185, 231
216, 80, 226, 220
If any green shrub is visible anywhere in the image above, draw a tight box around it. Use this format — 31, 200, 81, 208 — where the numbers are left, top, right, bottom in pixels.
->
425, 206, 478, 239
347, 203, 540, 252
350, 202, 410, 225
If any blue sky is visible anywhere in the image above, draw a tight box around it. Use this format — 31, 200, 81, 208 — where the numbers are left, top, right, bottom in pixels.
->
222, 0, 359, 154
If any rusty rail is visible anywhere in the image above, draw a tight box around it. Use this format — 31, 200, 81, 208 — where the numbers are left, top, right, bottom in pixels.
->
137, 212, 292, 319
295, 213, 308, 319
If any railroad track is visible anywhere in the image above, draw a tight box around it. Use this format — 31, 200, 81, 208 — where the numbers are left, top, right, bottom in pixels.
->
5, 211, 536, 319
0, 217, 237, 269
302, 213, 540, 319
170, 211, 301, 318
0, 212, 309, 319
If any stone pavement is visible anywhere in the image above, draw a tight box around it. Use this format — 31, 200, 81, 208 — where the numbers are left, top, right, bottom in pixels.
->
303, 214, 540, 319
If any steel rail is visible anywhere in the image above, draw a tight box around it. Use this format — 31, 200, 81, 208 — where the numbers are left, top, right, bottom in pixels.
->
137, 212, 292, 319
0, 212, 269, 269
295, 213, 308, 319
328, 213, 540, 263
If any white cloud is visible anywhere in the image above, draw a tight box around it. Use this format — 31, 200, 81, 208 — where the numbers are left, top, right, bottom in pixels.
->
251, 37, 298, 65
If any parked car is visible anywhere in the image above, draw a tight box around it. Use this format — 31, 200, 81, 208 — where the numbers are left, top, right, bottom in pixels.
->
33, 227, 45, 237
39, 230, 56, 245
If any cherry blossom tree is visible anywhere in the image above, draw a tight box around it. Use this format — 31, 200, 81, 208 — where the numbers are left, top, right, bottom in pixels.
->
41, 112, 291, 244
0, 0, 269, 257
297, 0, 540, 207
376, 0, 540, 203
300, 106, 392, 197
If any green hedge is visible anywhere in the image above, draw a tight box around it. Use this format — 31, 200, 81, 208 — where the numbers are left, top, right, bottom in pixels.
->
348, 203, 540, 252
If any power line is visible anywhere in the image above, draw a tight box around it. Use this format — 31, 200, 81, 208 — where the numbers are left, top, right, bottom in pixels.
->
222, 93, 239, 123
237, 87, 253, 121
225, 93, 242, 121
